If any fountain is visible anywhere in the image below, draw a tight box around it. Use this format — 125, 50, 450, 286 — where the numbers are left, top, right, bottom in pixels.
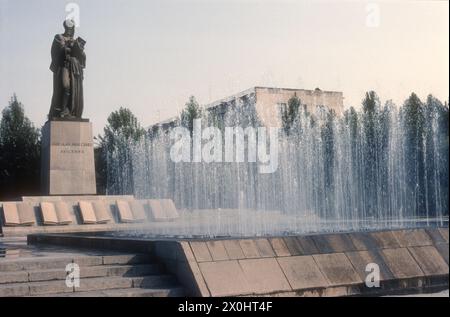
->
103, 92, 449, 238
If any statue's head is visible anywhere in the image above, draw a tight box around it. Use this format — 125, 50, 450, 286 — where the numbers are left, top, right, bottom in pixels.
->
63, 19, 75, 37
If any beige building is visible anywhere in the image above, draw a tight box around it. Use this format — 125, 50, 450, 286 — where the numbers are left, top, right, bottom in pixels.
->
150, 86, 344, 132
204, 86, 344, 127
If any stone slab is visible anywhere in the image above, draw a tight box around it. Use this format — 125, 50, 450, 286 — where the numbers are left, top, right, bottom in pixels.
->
282, 237, 303, 255
160, 199, 180, 220
129, 200, 147, 221
435, 243, 449, 265
369, 231, 401, 249
147, 199, 167, 222
425, 228, 448, 245
79, 201, 96, 224
0, 283, 30, 297
28, 269, 67, 282
198, 260, 252, 297
91, 201, 112, 224
29, 280, 74, 295
206, 241, 229, 261
41, 120, 96, 195
392, 229, 433, 247
0, 271, 29, 284
17, 203, 36, 225
345, 250, 395, 281
238, 258, 291, 294
254, 239, 275, 258
438, 228, 449, 243
312, 234, 356, 253
102, 254, 150, 265
269, 238, 291, 257
131, 275, 176, 288
54, 201, 73, 224
408, 246, 449, 276
28, 265, 117, 282
190, 242, 212, 262
239, 239, 260, 258
40, 202, 58, 225
75, 276, 132, 292
295, 236, 319, 255
312, 253, 362, 286
380, 248, 424, 279
222, 240, 245, 260
1, 202, 20, 226
177, 241, 196, 263
347, 232, 379, 251
15, 257, 74, 271
116, 200, 135, 223
277, 256, 328, 290
0, 260, 22, 272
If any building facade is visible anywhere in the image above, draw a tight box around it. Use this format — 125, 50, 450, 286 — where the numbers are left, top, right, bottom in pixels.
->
149, 86, 344, 132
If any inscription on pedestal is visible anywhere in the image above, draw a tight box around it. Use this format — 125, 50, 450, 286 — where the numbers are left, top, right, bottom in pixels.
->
41, 120, 97, 195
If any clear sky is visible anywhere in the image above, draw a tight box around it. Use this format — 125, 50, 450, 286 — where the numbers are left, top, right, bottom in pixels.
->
0, 0, 448, 135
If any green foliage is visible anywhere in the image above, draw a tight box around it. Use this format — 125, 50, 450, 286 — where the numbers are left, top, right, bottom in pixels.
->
100, 107, 146, 149
423, 95, 449, 215
361, 91, 382, 217
320, 109, 336, 218
181, 96, 202, 133
96, 107, 145, 194
281, 95, 301, 135
0, 94, 41, 200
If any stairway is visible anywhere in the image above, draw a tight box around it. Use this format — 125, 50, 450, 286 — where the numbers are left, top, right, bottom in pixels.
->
0, 253, 184, 297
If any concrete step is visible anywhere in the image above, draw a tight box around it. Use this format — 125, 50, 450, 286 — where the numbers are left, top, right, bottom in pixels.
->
0, 264, 164, 284
0, 275, 179, 296
0, 254, 153, 272
131, 275, 178, 288
37, 287, 185, 297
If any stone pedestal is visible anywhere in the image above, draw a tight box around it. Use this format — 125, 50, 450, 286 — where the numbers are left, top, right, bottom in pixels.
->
41, 120, 96, 195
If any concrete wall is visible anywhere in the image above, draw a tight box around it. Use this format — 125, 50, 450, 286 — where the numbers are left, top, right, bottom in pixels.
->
254, 87, 344, 127
153, 228, 448, 297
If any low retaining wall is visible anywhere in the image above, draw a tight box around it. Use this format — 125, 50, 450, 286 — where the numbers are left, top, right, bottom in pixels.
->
28, 227, 449, 297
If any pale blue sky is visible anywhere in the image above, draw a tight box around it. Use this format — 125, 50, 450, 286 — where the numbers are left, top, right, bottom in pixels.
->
0, 0, 448, 135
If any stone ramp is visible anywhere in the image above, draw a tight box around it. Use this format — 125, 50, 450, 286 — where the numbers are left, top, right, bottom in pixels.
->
0, 252, 184, 297
151, 228, 449, 297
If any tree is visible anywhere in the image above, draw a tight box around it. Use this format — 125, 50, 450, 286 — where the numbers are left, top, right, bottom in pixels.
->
361, 91, 381, 217
424, 95, 449, 216
281, 95, 301, 135
435, 100, 449, 216
181, 96, 202, 134
321, 109, 336, 218
402, 93, 426, 217
96, 107, 146, 195
101, 107, 146, 147
0, 94, 41, 200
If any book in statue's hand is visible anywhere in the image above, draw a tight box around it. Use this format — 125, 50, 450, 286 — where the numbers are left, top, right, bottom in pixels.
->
77, 37, 86, 47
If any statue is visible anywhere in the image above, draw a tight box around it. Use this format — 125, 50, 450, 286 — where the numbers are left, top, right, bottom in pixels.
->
48, 19, 86, 120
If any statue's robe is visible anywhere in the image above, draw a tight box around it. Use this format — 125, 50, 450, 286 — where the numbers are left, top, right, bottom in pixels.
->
49, 34, 86, 119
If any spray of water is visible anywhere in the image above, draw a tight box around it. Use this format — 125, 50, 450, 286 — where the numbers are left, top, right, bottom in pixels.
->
104, 93, 449, 237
